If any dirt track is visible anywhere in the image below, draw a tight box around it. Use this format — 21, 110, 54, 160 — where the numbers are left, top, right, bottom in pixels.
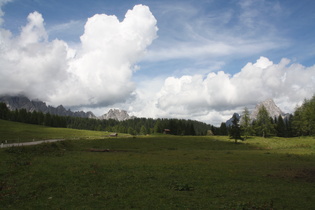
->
0, 139, 65, 148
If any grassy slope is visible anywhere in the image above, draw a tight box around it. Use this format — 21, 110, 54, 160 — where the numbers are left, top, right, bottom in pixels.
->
1, 134, 315, 209
0, 119, 130, 143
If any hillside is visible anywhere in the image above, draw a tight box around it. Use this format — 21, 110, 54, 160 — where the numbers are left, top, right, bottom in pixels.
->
0, 119, 117, 143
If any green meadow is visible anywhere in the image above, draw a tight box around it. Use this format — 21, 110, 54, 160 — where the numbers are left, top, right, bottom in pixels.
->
0, 120, 315, 209
0, 119, 130, 143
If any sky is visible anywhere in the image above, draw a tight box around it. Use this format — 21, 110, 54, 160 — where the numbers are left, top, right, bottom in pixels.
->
1, 0, 315, 126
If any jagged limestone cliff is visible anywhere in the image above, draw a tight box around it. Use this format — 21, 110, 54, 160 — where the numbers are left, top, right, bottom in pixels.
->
0, 95, 95, 118
99, 109, 133, 121
250, 98, 284, 120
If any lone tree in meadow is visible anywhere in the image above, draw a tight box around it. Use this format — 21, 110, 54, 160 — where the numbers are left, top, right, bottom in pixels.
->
229, 113, 242, 143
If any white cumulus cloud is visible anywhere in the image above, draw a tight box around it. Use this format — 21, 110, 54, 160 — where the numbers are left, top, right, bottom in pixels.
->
138, 56, 315, 125
0, 4, 158, 107
0, 11, 69, 100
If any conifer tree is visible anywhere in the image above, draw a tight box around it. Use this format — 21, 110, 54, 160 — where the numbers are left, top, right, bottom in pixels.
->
276, 115, 286, 137
229, 113, 242, 143
154, 120, 162, 133
292, 95, 315, 136
255, 105, 273, 138
219, 122, 228, 135
0, 102, 10, 120
240, 107, 251, 140
140, 125, 147, 135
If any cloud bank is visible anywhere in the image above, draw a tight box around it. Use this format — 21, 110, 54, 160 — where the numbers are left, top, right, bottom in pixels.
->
0, 4, 158, 107
130, 57, 315, 125
1, 2, 315, 126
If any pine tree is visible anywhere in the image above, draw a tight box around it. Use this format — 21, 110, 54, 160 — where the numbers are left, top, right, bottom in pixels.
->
154, 120, 162, 133
229, 113, 242, 143
128, 127, 135, 135
0, 102, 10, 120
255, 105, 273, 138
292, 95, 315, 136
276, 115, 286, 137
140, 125, 147, 135
240, 107, 251, 140
219, 122, 228, 135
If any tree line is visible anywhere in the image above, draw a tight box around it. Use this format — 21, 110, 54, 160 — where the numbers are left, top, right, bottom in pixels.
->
1, 95, 314, 137
0, 102, 213, 136
220, 95, 315, 140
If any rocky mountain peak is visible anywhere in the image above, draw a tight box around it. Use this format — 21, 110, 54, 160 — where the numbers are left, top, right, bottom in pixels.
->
250, 98, 284, 120
99, 109, 132, 121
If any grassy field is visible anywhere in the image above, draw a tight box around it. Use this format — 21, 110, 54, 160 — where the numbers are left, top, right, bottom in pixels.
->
0, 121, 315, 209
0, 119, 130, 143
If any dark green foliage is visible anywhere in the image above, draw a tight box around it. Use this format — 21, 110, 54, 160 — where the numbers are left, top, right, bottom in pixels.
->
140, 125, 147, 135
218, 122, 228, 136
0, 103, 213, 136
276, 115, 287, 137
292, 95, 315, 136
254, 105, 275, 138
240, 107, 251, 140
0, 102, 10, 120
153, 119, 163, 134
229, 113, 242, 143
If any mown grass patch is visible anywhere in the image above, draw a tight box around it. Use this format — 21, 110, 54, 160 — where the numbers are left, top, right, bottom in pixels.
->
1, 136, 315, 209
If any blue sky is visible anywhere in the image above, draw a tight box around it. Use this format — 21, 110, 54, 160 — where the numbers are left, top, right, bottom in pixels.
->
1, 0, 315, 125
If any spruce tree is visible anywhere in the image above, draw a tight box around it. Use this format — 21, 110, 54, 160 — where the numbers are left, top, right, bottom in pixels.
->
276, 115, 286, 137
240, 107, 251, 140
140, 125, 147, 135
154, 120, 162, 134
229, 113, 242, 143
255, 105, 273, 138
219, 122, 228, 135
0, 102, 10, 120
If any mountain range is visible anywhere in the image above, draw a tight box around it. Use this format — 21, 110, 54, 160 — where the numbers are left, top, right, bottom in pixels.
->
0, 95, 133, 121
1, 95, 289, 125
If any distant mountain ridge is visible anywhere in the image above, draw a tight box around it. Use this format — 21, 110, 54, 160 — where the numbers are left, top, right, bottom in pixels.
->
0, 95, 96, 118
0, 95, 135, 121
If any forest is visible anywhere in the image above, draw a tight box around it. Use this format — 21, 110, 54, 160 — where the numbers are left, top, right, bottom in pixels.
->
0, 102, 212, 136
0, 95, 314, 137
225, 95, 315, 139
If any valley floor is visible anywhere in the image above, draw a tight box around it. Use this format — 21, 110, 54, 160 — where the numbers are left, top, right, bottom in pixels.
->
1, 136, 314, 209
